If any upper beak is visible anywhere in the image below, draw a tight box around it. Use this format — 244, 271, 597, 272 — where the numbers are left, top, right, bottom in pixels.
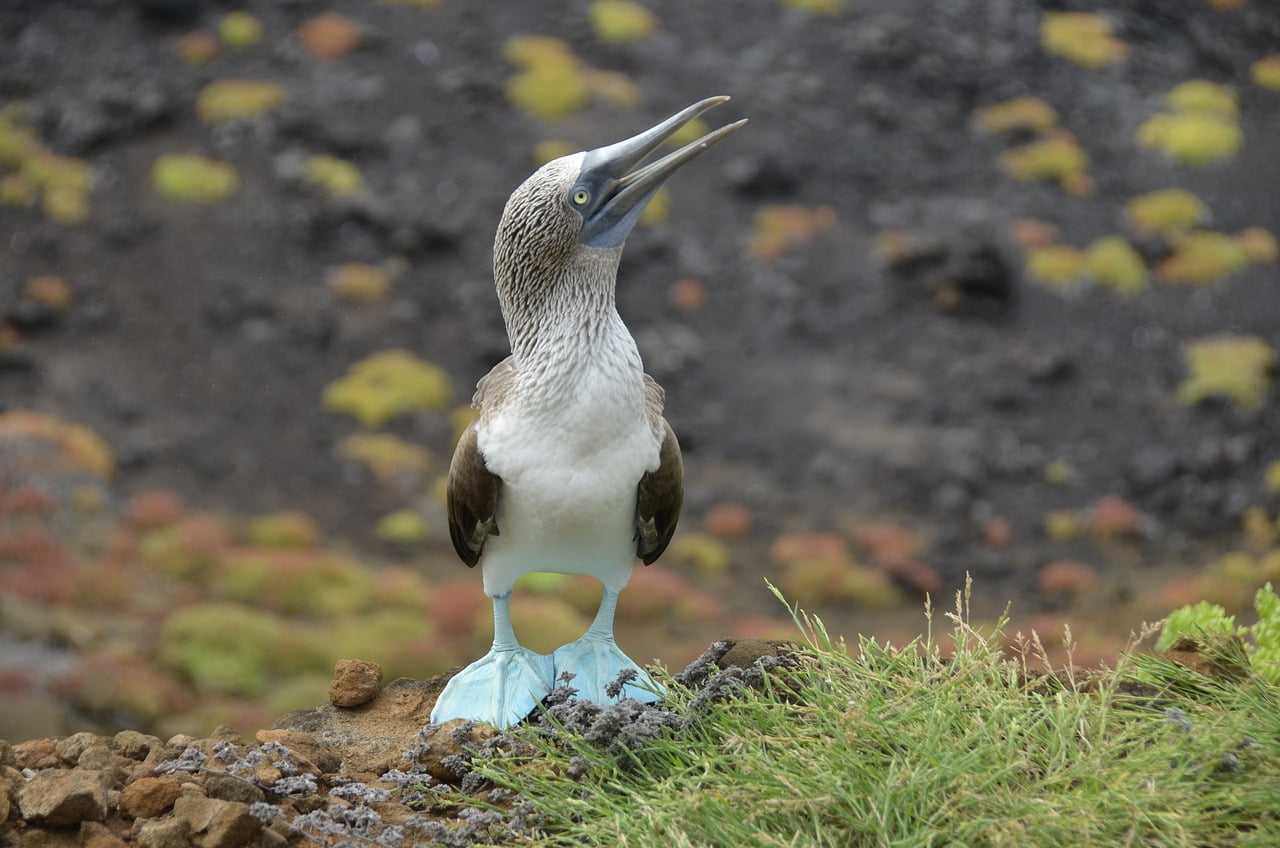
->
577, 96, 747, 248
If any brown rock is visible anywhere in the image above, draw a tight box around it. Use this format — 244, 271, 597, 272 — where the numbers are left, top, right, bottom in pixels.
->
251, 766, 282, 788
273, 675, 448, 775
202, 774, 264, 806
79, 821, 128, 848
2, 765, 22, 816
257, 826, 289, 848
208, 726, 243, 744
18, 769, 112, 828
54, 732, 102, 766
1164, 634, 1251, 681
12, 739, 58, 770
252, 730, 340, 775
133, 816, 192, 848
171, 795, 261, 848
77, 745, 125, 774
111, 731, 162, 762
416, 719, 498, 782
14, 825, 79, 847
329, 659, 383, 708
716, 638, 800, 670
119, 777, 183, 820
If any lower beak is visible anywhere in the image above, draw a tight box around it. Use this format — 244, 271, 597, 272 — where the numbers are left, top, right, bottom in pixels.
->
578, 96, 747, 247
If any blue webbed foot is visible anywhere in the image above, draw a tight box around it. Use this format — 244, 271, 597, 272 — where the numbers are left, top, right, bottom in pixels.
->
430, 646, 555, 728
552, 636, 663, 704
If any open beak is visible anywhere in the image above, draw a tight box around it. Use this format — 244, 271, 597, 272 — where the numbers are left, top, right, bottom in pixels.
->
577, 96, 747, 248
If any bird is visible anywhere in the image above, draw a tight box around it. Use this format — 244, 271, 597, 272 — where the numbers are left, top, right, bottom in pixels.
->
430, 97, 746, 728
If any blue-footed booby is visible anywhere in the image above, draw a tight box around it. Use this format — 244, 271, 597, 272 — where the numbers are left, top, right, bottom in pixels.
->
430, 97, 746, 728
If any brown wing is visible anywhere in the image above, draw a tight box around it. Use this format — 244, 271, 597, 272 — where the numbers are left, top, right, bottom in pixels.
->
635, 375, 683, 564
446, 423, 500, 567
445, 358, 514, 567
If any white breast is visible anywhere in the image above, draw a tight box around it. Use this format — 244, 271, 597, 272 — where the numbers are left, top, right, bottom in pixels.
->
475, 353, 661, 596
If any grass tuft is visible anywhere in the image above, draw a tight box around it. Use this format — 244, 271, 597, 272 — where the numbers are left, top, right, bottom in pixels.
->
476, 583, 1280, 847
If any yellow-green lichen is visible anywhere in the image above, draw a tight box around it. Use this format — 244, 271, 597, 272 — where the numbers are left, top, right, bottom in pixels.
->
1086, 236, 1147, 295
0, 108, 37, 166
1252, 55, 1280, 90
1166, 80, 1238, 117
533, 139, 577, 165
0, 410, 115, 479
219, 12, 263, 50
323, 350, 452, 428
304, 154, 365, 197
1178, 336, 1274, 409
638, 185, 670, 227
589, 1, 659, 44
159, 602, 287, 694
1025, 244, 1087, 288
327, 263, 391, 303
219, 551, 376, 616
338, 432, 433, 483
1000, 131, 1091, 194
247, 511, 320, 549
584, 68, 643, 109
196, 79, 286, 124
152, 154, 239, 202
972, 97, 1059, 134
503, 36, 590, 120
375, 510, 430, 544
1125, 188, 1206, 236
1265, 461, 1280, 493
1040, 12, 1128, 69
1157, 230, 1248, 285
667, 532, 731, 577
781, 0, 846, 14
1137, 81, 1243, 165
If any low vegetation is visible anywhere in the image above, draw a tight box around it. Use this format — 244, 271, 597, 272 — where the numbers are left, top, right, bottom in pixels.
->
475, 587, 1280, 847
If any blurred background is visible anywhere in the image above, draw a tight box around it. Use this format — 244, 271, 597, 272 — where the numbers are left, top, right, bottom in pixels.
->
1, 0, 1278, 740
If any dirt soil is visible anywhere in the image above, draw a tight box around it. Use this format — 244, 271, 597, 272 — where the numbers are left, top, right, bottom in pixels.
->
3, 0, 1280, 641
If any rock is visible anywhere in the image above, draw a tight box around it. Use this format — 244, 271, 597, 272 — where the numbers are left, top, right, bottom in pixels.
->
11, 825, 79, 847
133, 815, 192, 848
171, 795, 261, 848
202, 774, 264, 806
18, 769, 112, 827
77, 745, 125, 773
273, 675, 448, 775
415, 720, 499, 782
79, 820, 128, 848
1164, 635, 1251, 682
716, 638, 800, 671
13, 739, 58, 770
119, 777, 183, 820
251, 730, 339, 776
329, 659, 383, 708
111, 731, 162, 762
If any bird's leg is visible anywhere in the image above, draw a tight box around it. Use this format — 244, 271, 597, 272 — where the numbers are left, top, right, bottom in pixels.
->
551, 588, 663, 704
429, 592, 555, 728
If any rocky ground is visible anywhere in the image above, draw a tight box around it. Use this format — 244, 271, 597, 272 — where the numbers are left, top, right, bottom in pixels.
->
0, 640, 797, 847
2, 0, 1280, 739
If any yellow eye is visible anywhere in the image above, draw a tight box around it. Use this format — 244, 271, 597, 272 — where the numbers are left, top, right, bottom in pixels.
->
571, 188, 590, 206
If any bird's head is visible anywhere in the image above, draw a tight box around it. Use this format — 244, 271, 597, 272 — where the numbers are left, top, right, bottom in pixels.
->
494, 97, 746, 319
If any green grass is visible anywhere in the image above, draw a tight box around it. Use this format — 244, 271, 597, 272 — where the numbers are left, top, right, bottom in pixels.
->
478, 586, 1280, 847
